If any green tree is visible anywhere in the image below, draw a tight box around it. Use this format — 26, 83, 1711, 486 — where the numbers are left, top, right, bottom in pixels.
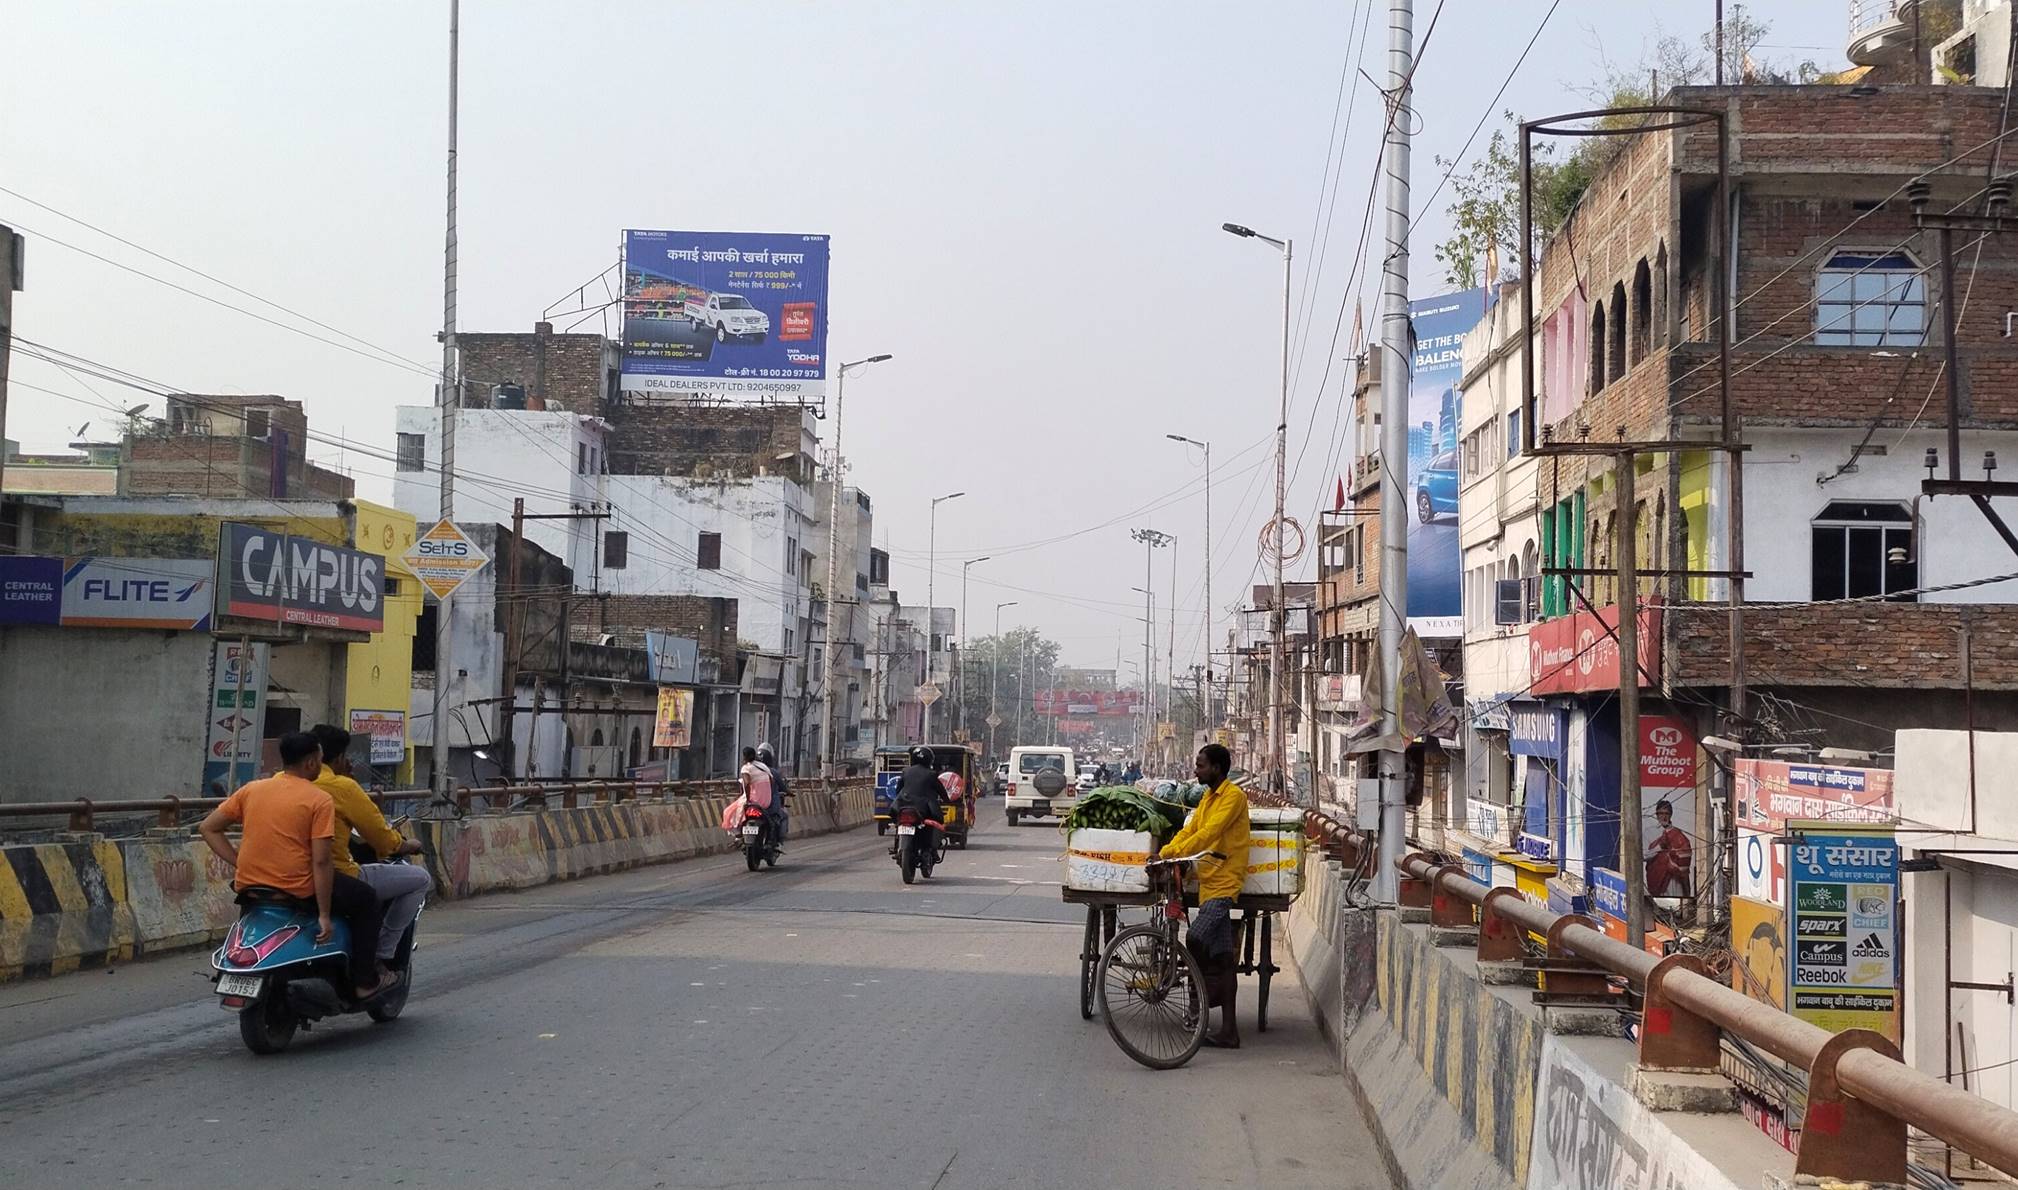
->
955, 627, 1062, 758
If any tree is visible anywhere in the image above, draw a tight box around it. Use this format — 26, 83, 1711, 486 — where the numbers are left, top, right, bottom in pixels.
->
1434, 6, 1820, 287
955, 627, 1062, 757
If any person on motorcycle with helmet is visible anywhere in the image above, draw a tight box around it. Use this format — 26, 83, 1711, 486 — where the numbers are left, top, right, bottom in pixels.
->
755, 743, 789, 852
889, 746, 948, 856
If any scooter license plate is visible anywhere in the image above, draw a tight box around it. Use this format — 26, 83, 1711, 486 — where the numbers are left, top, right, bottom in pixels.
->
741, 825, 760, 838
896, 825, 917, 836
216, 973, 263, 997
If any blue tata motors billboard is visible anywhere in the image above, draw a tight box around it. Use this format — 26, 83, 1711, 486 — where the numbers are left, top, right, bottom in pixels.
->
1405, 287, 1488, 636
621, 229, 831, 401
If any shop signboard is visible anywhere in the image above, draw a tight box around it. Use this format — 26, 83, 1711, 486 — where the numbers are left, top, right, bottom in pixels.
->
1738, 827, 1786, 906
1527, 603, 1661, 695
1460, 848, 1496, 887
1735, 758, 1893, 830
1590, 866, 1629, 938
346, 709, 407, 766
1508, 702, 1566, 757
1787, 828, 1899, 1039
60, 558, 214, 629
216, 523, 385, 632
1467, 797, 1512, 848
621, 229, 831, 400
644, 631, 699, 686
0, 555, 63, 624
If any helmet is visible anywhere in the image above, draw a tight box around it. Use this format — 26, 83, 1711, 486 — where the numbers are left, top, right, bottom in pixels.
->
755, 743, 775, 763
910, 746, 934, 767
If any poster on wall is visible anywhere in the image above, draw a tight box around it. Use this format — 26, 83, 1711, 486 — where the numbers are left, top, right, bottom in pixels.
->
1787, 828, 1899, 1040
621, 229, 831, 400
1730, 895, 1788, 1010
1639, 715, 1697, 897
1403, 287, 1488, 638
202, 639, 270, 792
653, 687, 694, 749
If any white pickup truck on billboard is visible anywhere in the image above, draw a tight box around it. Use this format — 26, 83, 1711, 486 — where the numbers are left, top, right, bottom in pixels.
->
685, 292, 770, 344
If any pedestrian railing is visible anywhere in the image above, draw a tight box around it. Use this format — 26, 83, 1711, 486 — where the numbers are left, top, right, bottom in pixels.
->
1368, 840, 2018, 1183
0, 776, 873, 835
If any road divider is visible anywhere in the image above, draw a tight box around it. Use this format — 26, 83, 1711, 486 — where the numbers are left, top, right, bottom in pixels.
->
0, 779, 875, 983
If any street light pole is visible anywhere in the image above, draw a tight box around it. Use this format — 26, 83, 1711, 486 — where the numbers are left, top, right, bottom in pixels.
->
820, 353, 892, 778
991, 600, 1018, 759
432, 0, 460, 801
1129, 526, 1171, 769
924, 490, 965, 740
1222, 221, 1293, 800
959, 556, 990, 740
1166, 433, 1213, 734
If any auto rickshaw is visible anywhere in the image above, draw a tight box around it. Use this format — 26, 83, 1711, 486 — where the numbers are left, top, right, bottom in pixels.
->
873, 744, 977, 848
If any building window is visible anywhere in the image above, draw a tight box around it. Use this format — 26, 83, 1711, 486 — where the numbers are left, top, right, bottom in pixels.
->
577, 443, 588, 475
785, 628, 796, 654
1589, 302, 1607, 394
1630, 258, 1652, 364
785, 537, 798, 576
396, 432, 425, 473
384, 577, 401, 595
603, 530, 628, 569
1811, 501, 1917, 601
243, 408, 271, 439
1816, 250, 1926, 347
1506, 410, 1520, 459
1607, 282, 1628, 382
697, 531, 722, 570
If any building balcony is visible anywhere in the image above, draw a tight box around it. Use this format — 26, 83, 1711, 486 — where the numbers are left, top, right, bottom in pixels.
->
1848, 0, 1958, 67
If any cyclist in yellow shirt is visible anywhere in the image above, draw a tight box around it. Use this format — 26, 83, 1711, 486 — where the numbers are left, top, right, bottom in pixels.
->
1161, 742, 1250, 1048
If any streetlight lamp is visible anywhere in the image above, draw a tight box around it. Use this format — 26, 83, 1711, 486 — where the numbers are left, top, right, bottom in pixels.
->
1166, 433, 1213, 732
821, 353, 893, 778
923, 491, 965, 739
958, 555, 991, 739
991, 600, 1018, 761
1222, 220, 1292, 798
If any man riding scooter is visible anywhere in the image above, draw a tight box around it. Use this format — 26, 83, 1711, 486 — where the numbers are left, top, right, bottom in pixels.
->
888, 746, 948, 857
756, 743, 789, 853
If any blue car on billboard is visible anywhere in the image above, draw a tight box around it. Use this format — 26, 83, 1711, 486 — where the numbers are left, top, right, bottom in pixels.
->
1416, 449, 1459, 524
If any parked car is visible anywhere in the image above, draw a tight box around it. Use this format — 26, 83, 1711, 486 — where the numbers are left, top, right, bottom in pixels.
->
684, 292, 770, 344
1416, 449, 1459, 523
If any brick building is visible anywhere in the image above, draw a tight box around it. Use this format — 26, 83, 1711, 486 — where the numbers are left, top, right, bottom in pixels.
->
456, 321, 616, 417
1494, 84, 2018, 904
123, 395, 352, 500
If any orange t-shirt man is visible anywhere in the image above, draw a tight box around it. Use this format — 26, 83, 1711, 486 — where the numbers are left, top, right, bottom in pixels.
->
214, 773, 335, 898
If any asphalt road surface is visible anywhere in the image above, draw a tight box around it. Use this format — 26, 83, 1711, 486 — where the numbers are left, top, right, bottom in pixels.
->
0, 812, 1385, 1189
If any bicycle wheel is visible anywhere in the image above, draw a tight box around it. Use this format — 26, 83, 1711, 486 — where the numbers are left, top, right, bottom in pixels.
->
1095, 924, 1208, 1070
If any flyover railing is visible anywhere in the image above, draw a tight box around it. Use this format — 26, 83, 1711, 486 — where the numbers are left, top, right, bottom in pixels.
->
1382, 846, 2018, 1184
0, 776, 874, 835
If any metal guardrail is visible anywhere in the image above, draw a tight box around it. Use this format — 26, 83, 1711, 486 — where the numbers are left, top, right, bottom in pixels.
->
0, 777, 873, 835
1390, 849, 2018, 1183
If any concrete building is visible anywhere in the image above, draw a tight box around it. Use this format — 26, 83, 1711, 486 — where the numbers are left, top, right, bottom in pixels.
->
0, 496, 411, 802
1507, 84, 2018, 910
808, 478, 877, 768
123, 395, 353, 501
2, 438, 119, 496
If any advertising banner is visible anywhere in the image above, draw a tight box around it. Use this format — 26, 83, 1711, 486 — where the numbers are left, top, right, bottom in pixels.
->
1404, 287, 1488, 637
61, 558, 213, 630
1508, 702, 1566, 757
621, 229, 831, 400
1735, 758, 1893, 830
653, 687, 694, 749
1731, 894, 1788, 1010
1528, 603, 1662, 695
1738, 827, 1787, 906
1787, 828, 1898, 1039
1639, 714, 1697, 897
645, 631, 699, 686
203, 639, 270, 791
216, 523, 385, 633
0, 556, 63, 624
347, 710, 407, 766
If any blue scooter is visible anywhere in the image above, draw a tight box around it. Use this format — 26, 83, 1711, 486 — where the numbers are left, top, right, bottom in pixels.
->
210, 861, 424, 1055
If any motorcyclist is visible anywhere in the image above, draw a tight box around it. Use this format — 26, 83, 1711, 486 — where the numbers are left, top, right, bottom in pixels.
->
889, 746, 948, 855
756, 743, 789, 852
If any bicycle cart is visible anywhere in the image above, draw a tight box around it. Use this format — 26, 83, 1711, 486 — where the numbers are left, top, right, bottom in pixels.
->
1061, 885, 1287, 1033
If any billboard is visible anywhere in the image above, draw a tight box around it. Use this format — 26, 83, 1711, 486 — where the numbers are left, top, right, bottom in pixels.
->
1404, 287, 1488, 637
0, 556, 212, 630
216, 523, 385, 633
621, 229, 831, 400
1787, 829, 1898, 1039
1731, 895, 1787, 1010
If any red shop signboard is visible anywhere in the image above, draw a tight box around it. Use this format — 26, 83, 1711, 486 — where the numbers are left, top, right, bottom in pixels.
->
1527, 604, 1662, 695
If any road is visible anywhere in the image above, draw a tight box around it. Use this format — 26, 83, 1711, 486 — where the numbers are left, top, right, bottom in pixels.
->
0, 812, 1385, 1189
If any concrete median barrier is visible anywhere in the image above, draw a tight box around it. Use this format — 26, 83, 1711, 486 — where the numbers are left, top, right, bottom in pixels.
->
0, 779, 875, 983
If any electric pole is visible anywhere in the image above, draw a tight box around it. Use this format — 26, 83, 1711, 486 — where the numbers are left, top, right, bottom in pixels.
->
431, 0, 460, 800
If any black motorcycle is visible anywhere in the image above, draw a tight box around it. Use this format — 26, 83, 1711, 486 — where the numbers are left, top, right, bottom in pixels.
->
739, 800, 780, 871
890, 807, 946, 884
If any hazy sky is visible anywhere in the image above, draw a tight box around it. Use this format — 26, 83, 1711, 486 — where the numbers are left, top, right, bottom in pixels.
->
2, 1, 1849, 668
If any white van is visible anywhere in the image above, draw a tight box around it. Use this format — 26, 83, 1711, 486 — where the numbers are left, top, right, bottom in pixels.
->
1004, 745, 1077, 826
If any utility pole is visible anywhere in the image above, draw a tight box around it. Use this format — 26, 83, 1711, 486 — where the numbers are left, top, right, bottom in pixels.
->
1371, 0, 1414, 904
1166, 533, 1178, 773
1131, 527, 1171, 765
820, 354, 891, 777
1616, 453, 1645, 947
431, 0, 460, 800
924, 490, 964, 739
991, 600, 1017, 758
960, 556, 990, 741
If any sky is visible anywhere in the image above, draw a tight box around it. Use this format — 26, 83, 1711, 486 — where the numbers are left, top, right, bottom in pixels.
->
1, 0, 1850, 670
